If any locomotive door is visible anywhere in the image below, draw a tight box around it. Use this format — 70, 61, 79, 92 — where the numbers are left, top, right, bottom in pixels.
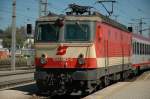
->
104, 30, 109, 85
98, 25, 109, 72
121, 33, 125, 80
98, 25, 109, 85
104, 37, 109, 74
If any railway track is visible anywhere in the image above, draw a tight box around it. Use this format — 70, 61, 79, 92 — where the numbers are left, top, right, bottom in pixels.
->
0, 65, 34, 71
0, 71, 35, 90
0, 69, 35, 77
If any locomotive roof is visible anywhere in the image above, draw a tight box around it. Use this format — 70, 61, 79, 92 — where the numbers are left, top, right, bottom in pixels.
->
37, 12, 130, 32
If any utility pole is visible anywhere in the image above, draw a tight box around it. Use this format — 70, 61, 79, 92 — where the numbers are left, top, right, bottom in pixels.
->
139, 18, 146, 35
39, 0, 48, 17
11, 0, 16, 71
131, 18, 146, 35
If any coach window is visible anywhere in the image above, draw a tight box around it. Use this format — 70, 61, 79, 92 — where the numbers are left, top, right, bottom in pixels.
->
143, 44, 145, 55
139, 43, 142, 55
136, 42, 137, 54
147, 45, 150, 55
145, 44, 146, 54
147, 45, 148, 54
132, 42, 134, 54
135, 42, 137, 54
147, 45, 150, 54
132, 42, 135, 54
148, 45, 149, 55
140, 43, 142, 55
145, 44, 147, 54
139, 43, 141, 55
143, 44, 144, 55
147, 44, 148, 54
149, 45, 150, 55
136, 42, 140, 54
142, 44, 144, 55
134, 42, 136, 54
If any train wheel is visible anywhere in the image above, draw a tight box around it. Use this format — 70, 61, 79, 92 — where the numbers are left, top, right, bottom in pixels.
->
120, 71, 125, 81
36, 80, 48, 91
104, 76, 110, 86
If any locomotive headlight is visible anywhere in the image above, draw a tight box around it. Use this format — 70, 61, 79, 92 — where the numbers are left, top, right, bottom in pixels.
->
40, 54, 47, 64
77, 54, 85, 65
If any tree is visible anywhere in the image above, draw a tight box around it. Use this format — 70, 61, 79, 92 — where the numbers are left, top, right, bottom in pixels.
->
2, 26, 26, 49
0, 29, 4, 34
2, 26, 12, 49
0, 29, 4, 38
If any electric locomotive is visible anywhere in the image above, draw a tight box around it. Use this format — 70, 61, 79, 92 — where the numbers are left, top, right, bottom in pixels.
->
32, 4, 133, 95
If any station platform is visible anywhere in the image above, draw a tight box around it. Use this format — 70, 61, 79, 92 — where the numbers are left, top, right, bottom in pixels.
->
83, 71, 150, 99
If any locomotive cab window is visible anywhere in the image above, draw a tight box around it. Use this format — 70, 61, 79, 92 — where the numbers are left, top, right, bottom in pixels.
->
64, 21, 92, 42
36, 23, 60, 42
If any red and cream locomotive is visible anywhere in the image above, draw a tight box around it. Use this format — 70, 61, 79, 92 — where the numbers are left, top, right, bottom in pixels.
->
27, 4, 150, 95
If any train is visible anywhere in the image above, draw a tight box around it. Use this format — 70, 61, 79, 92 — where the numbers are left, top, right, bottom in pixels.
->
29, 4, 150, 95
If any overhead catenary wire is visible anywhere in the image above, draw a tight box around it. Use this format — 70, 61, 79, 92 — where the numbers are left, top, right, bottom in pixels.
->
0, 9, 36, 20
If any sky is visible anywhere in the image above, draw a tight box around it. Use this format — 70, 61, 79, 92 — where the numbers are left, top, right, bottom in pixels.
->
0, 0, 150, 37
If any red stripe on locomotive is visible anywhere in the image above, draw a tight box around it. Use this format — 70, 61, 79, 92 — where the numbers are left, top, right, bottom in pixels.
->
35, 58, 97, 68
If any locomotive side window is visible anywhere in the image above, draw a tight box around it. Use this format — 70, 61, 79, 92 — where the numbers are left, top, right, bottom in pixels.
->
36, 23, 59, 42
65, 24, 90, 41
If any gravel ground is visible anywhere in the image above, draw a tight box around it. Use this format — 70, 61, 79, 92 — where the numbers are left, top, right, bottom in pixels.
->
0, 90, 48, 99
0, 90, 32, 99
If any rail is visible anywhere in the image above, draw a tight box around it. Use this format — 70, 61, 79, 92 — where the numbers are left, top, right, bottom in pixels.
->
0, 77, 34, 90
0, 71, 35, 90
0, 69, 35, 77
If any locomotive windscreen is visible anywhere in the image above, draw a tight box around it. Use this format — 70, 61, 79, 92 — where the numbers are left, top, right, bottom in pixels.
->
65, 23, 90, 41
35, 20, 94, 42
36, 23, 60, 42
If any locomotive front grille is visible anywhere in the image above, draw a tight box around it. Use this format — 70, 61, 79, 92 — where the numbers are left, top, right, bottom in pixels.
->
48, 74, 62, 88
